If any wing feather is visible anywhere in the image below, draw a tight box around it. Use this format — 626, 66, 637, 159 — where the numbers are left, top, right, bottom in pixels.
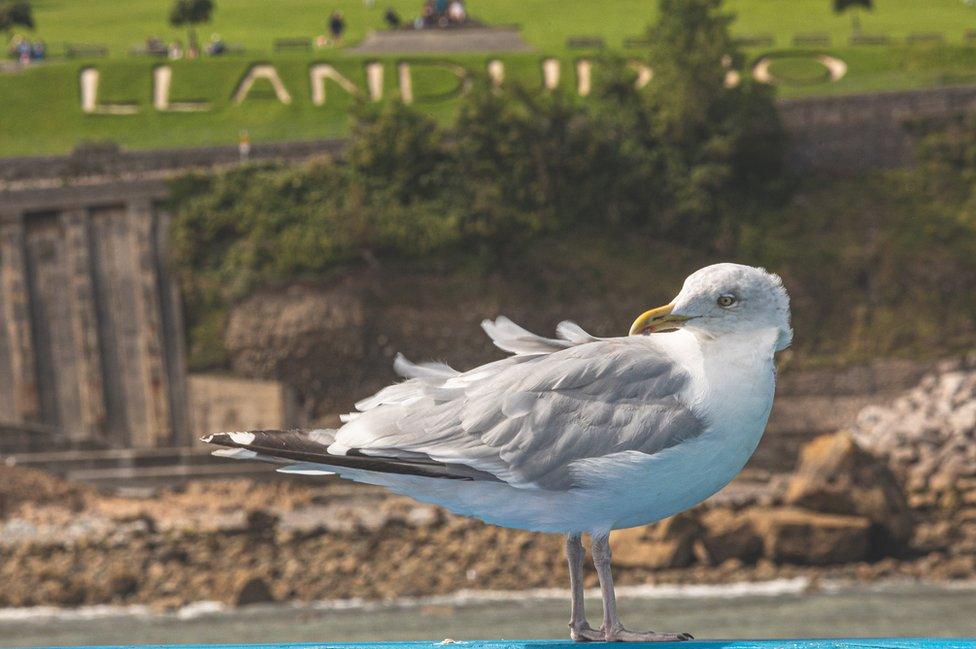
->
207, 318, 706, 491
332, 318, 706, 489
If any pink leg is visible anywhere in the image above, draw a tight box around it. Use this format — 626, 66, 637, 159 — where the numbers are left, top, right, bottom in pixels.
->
589, 533, 694, 642
566, 534, 601, 641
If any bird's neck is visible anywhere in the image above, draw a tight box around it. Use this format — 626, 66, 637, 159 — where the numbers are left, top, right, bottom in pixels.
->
696, 328, 779, 371
694, 328, 779, 471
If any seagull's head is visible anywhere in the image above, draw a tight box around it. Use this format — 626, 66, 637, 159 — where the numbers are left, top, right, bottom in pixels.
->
629, 263, 792, 351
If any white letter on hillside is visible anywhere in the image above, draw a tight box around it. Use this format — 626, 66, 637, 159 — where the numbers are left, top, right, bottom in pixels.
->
397, 61, 470, 104
487, 59, 505, 86
398, 62, 413, 104
309, 64, 362, 106
153, 66, 209, 112
628, 60, 653, 89
79, 67, 139, 115
365, 61, 384, 101
752, 54, 847, 85
232, 64, 292, 105
576, 59, 592, 97
542, 58, 560, 90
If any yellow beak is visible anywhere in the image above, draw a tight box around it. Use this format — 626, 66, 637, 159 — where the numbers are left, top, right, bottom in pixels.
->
629, 303, 691, 336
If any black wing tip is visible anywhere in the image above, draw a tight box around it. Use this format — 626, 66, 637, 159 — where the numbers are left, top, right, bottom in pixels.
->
201, 431, 260, 448
202, 429, 499, 483
202, 429, 306, 446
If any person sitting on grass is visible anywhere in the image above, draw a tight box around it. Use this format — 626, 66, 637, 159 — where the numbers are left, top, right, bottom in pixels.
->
6, 34, 22, 59
15, 35, 29, 63
415, 0, 434, 28
448, 0, 466, 24
205, 33, 225, 55
146, 36, 167, 56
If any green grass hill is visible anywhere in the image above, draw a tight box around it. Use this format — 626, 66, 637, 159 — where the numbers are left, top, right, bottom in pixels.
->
4, 0, 976, 156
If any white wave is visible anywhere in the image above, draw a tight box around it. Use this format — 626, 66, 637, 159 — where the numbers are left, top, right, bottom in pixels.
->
0, 604, 153, 623
0, 578, 810, 624
4, 578, 976, 624
175, 600, 227, 620
0, 601, 227, 624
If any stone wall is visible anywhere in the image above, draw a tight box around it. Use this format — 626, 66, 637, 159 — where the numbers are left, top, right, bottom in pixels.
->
188, 374, 299, 443
0, 181, 190, 449
753, 358, 937, 472
0, 139, 344, 188
779, 85, 976, 171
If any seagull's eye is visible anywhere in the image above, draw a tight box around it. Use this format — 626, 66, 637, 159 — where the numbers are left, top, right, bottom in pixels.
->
717, 294, 737, 308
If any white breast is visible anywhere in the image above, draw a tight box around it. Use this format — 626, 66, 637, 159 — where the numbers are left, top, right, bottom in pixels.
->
600, 329, 778, 530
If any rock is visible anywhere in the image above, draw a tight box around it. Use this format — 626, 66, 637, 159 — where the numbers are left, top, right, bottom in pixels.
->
226, 282, 371, 415
114, 513, 157, 536
404, 505, 441, 527
107, 569, 140, 598
746, 507, 871, 565
785, 430, 913, 554
246, 508, 279, 533
912, 520, 955, 554
699, 508, 763, 565
0, 466, 92, 515
852, 361, 976, 521
232, 575, 275, 606
609, 513, 702, 569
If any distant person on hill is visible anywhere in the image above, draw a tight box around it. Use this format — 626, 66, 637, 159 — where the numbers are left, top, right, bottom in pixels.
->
146, 35, 166, 55
7, 34, 23, 59
417, 0, 435, 27
168, 39, 183, 59
205, 33, 225, 55
29, 38, 43, 59
448, 0, 466, 24
328, 10, 345, 45
16, 35, 29, 63
384, 7, 401, 29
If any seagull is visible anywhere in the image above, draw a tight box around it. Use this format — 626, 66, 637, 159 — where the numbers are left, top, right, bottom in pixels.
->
205, 263, 792, 642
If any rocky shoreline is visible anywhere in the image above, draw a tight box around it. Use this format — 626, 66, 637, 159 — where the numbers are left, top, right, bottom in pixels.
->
1, 357, 974, 610
0, 473, 973, 612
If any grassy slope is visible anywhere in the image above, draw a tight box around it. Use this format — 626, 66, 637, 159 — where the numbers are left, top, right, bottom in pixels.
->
4, 0, 976, 155
5, 46, 976, 156
0, 54, 555, 155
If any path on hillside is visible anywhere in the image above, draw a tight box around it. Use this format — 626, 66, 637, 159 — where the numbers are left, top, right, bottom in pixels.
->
351, 27, 531, 53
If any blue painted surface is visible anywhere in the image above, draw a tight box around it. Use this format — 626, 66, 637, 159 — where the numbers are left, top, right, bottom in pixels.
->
15, 639, 976, 649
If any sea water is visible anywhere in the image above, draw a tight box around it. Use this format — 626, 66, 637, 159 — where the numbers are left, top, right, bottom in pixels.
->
2, 580, 975, 647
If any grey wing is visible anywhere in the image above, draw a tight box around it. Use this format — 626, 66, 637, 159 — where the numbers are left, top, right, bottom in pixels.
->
332, 318, 706, 490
